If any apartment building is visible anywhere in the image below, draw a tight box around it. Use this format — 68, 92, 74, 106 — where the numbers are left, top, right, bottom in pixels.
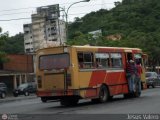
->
24, 4, 66, 53
24, 24, 34, 53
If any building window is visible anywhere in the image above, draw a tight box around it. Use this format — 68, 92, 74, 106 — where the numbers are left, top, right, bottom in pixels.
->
95, 53, 110, 68
25, 43, 30, 45
24, 31, 29, 34
52, 39, 57, 41
51, 27, 56, 30
51, 20, 56, 24
110, 53, 122, 68
51, 32, 57, 35
26, 49, 30, 52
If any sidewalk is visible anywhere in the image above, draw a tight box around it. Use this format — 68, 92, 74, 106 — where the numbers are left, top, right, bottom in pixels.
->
0, 94, 38, 103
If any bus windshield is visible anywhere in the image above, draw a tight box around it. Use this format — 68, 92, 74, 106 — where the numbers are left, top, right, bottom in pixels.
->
39, 53, 70, 70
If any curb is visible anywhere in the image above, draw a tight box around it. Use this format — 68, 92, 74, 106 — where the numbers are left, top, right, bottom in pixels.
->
0, 95, 38, 104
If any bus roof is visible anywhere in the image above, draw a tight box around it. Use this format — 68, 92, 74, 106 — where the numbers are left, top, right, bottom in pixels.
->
72, 45, 141, 50
36, 45, 142, 53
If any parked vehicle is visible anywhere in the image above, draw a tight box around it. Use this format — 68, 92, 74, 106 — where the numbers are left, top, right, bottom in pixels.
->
0, 82, 7, 99
13, 82, 37, 97
145, 72, 159, 88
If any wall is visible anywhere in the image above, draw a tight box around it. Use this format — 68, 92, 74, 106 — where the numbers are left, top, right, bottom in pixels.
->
3, 54, 34, 73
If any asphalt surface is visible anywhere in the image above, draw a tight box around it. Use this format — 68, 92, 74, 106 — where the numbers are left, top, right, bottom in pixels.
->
0, 94, 37, 103
0, 87, 160, 120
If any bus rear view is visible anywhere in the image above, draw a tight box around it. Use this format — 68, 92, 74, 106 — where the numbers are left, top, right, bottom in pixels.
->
36, 46, 79, 105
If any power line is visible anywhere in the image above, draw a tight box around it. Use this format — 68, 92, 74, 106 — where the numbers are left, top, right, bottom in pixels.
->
0, 3, 115, 17
0, 2, 115, 13
0, 9, 139, 21
0, 2, 122, 22
0, 2, 79, 13
1, 8, 151, 22
0, 18, 31, 21
0, 7, 35, 13
0, 12, 88, 21
0, 12, 32, 17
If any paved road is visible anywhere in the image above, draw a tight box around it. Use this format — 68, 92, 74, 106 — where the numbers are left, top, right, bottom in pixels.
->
0, 87, 160, 120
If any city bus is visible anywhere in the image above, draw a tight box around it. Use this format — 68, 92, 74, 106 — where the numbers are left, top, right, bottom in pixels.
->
36, 45, 147, 106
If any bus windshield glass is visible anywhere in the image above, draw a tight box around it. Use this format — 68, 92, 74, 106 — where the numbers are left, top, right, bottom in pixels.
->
39, 53, 70, 70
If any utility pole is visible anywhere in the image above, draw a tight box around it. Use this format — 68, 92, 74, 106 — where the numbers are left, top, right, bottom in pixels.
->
63, 0, 90, 42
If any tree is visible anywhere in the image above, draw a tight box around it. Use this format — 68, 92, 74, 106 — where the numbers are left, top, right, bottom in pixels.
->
3, 33, 24, 54
0, 28, 9, 69
68, 0, 160, 67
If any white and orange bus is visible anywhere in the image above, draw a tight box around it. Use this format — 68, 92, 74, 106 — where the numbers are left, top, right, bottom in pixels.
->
36, 45, 147, 106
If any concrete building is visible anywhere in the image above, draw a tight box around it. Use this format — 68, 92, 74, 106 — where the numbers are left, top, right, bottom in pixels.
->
24, 24, 34, 53
23, 4, 66, 53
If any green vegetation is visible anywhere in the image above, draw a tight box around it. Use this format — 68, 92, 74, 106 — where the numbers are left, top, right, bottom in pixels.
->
0, 29, 24, 67
3, 33, 24, 54
0, 28, 9, 68
67, 0, 160, 67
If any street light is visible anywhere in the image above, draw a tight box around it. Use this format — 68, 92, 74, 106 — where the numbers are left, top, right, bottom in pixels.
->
65, 0, 90, 41
66, 0, 90, 20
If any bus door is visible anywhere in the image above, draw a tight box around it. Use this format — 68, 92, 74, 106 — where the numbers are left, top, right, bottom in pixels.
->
125, 52, 133, 63
39, 53, 70, 91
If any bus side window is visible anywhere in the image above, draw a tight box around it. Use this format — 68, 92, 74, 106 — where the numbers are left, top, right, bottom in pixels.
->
95, 53, 109, 69
78, 53, 84, 68
134, 54, 142, 66
110, 53, 123, 68
83, 52, 94, 69
77, 52, 94, 69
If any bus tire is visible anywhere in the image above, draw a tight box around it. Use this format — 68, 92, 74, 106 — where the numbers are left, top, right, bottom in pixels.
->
24, 91, 29, 96
60, 98, 79, 106
98, 85, 109, 103
41, 97, 47, 103
91, 98, 99, 103
123, 93, 133, 99
0, 92, 6, 99
108, 96, 113, 101
13, 93, 18, 97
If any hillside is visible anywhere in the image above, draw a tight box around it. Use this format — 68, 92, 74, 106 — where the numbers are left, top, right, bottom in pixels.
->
68, 0, 160, 66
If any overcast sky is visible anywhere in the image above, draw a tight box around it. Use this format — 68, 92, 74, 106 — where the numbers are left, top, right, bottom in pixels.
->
0, 0, 121, 36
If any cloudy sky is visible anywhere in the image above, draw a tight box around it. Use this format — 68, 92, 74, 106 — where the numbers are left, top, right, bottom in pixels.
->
0, 0, 121, 36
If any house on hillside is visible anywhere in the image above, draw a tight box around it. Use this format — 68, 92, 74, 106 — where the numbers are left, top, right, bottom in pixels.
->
105, 34, 122, 41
